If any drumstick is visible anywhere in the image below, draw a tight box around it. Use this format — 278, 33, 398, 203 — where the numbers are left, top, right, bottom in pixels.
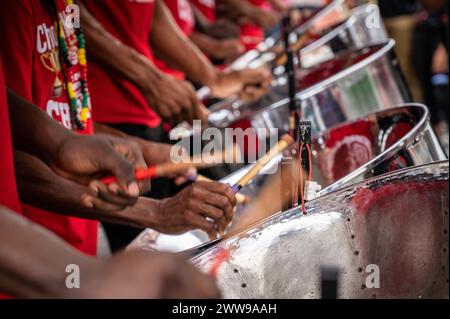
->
231, 158, 301, 232
202, 135, 293, 243
231, 134, 294, 194
101, 144, 242, 185
195, 175, 249, 205
209, 157, 302, 279
275, 31, 313, 67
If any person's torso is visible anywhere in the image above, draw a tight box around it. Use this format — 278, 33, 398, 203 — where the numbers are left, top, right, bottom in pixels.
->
81, 0, 162, 128
0, 0, 97, 256
0, 59, 22, 214
239, 0, 267, 51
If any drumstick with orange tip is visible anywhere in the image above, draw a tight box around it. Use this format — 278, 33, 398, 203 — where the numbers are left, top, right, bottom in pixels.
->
101, 144, 242, 185
230, 134, 294, 194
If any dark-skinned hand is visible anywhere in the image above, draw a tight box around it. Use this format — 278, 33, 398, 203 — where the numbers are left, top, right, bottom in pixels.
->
210, 66, 273, 101
49, 133, 151, 211
156, 181, 237, 239
134, 55, 209, 125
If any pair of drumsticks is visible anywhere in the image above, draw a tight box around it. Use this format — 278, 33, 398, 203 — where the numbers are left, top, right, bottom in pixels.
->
101, 134, 294, 201
100, 135, 298, 280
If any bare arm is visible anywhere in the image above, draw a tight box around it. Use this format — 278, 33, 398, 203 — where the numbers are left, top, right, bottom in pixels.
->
152, 1, 272, 99
8, 88, 73, 166
8, 89, 148, 204
15, 151, 235, 238
0, 206, 95, 298
80, 1, 207, 125
79, 1, 161, 87
0, 206, 219, 298
221, 0, 281, 30
189, 32, 244, 62
14, 150, 159, 228
151, 0, 218, 86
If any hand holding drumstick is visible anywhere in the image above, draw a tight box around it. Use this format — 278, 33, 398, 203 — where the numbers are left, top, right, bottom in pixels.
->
100, 144, 242, 185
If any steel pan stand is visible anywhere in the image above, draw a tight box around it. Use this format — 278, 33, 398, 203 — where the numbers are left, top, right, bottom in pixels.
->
283, 16, 313, 211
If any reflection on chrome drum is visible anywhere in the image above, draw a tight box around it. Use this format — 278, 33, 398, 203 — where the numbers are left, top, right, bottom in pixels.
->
232, 3, 388, 73
229, 0, 350, 71
190, 161, 449, 299
130, 104, 447, 254
208, 40, 411, 139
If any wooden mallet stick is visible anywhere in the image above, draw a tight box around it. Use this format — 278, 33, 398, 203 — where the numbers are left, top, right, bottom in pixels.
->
231, 134, 294, 193
101, 144, 242, 185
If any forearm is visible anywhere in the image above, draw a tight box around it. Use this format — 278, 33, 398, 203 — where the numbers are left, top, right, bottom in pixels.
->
222, 0, 256, 17
80, 2, 162, 89
7, 89, 74, 165
14, 151, 160, 229
189, 32, 221, 57
0, 206, 96, 298
151, 0, 218, 86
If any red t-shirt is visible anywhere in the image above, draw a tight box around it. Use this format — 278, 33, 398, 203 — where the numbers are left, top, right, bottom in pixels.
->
0, 0, 98, 256
166, 0, 195, 36
239, 0, 267, 51
81, 0, 161, 128
0, 60, 22, 214
155, 0, 196, 80
190, 0, 216, 22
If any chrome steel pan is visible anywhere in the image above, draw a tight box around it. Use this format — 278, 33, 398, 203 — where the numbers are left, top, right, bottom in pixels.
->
230, 0, 350, 71
190, 161, 449, 299
299, 3, 388, 69
208, 40, 411, 138
187, 104, 447, 250
130, 104, 447, 253
229, 2, 387, 72
312, 104, 447, 194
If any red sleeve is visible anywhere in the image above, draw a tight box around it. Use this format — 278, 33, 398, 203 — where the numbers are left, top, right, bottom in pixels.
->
0, 0, 35, 100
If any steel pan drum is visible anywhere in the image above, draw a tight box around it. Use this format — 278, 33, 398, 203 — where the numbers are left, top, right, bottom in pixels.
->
229, 0, 350, 71
190, 161, 449, 299
198, 103, 447, 237
130, 104, 447, 253
208, 40, 410, 139
299, 4, 388, 69
231, 3, 387, 73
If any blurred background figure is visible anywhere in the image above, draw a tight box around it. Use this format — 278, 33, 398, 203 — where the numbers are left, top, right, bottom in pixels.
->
189, 0, 246, 65
379, 0, 423, 102
412, 0, 448, 152
216, 0, 287, 51
379, 0, 449, 154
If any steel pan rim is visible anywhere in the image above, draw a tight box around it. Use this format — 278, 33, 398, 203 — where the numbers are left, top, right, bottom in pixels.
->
185, 104, 434, 257
293, 0, 347, 35
297, 38, 395, 100
228, 0, 346, 71
317, 103, 433, 195
300, 15, 358, 54
210, 39, 396, 126
187, 160, 449, 261
300, 2, 385, 55
351, 2, 379, 16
